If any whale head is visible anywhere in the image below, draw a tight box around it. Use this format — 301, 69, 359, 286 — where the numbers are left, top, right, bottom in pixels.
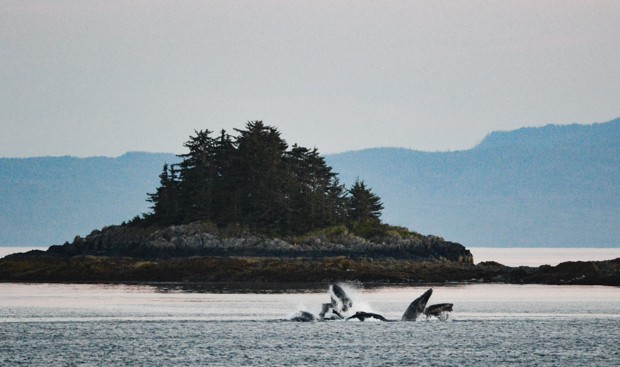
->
401, 288, 433, 321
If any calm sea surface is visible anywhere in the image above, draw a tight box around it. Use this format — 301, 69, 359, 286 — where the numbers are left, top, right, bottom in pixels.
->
1, 283, 619, 366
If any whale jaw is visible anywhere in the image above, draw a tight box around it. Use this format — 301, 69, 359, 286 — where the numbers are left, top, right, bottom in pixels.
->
401, 288, 433, 321
330, 284, 353, 313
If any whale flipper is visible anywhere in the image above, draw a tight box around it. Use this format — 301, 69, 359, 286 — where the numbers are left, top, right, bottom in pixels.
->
346, 311, 389, 322
401, 288, 433, 321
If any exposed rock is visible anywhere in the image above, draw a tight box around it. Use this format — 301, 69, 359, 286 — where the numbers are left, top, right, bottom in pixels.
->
1, 254, 618, 286
44, 222, 474, 263
17, 221, 620, 285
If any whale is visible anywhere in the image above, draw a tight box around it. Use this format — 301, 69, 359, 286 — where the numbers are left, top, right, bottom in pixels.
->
401, 288, 433, 321
424, 303, 453, 319
292, 284, 354, 322
317, 283, 351, 320
289, 284, 451, 322
319, 303, 344, 320
346, 311, 390, 322
330, 284, 353, 312
291, 311, 316, 322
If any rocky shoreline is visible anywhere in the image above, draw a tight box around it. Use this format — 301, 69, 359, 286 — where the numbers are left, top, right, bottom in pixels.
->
40, 221, 474, 262
1, 222, 618, 286
1, 252, 618, 286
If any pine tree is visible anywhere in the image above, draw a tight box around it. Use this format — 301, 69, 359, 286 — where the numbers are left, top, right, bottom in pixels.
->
234, 121, 289, 232
147, 163, 180, 224
211, 129, 238, 226
143, 121, 385, 237
176, 129, 217, 222
347, 179, 384, 224
324, 176, 348, 227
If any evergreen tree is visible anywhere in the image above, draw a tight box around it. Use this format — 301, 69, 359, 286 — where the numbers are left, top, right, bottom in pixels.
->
211, 129, 239, 226
147, 163, 180, 224
284, 145, 345, 233
176, 129, 217, 222
234, 121, 289, 232
347, 179, 384, 224
144, 121, 385, 237
324, 176, 348, 227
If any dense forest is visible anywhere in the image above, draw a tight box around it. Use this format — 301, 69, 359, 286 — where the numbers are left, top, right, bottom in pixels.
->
139, 121, 384, 236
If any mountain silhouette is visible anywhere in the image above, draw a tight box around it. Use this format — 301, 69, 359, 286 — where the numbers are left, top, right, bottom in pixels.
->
0, 152, 177, 246
1, 119, 618, 247
326, 118, 620, 247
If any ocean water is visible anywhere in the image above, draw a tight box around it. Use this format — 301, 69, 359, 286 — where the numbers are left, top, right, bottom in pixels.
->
1, 283, 619, 366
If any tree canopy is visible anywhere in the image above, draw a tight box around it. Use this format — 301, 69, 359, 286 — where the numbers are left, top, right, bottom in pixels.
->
143, 121, 384, 235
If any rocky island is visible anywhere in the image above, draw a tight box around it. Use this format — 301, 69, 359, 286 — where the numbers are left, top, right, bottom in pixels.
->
0, 220, 477, 283
1, 122, 618, 286
1, 236, 618, 285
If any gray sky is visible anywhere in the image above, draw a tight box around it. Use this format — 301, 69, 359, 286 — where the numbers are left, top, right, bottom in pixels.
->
1, 0, 619, 157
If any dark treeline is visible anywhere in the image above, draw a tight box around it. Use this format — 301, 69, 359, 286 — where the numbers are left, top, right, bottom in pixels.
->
141, 121, 383, 235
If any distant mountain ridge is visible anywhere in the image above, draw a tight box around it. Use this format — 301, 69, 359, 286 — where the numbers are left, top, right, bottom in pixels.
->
0, 152, 177, 246
476, 120, 620, 150
326, 118, 620, 247
1, 119, 618, 247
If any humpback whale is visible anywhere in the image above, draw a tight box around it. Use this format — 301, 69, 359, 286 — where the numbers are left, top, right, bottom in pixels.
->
289, 284, 452, 322
330, 284, 353, 312
424, 303, 453, 319
319, 303, 344, 320
401, 288, 433, 321
346, 311, 389, 322
291, 311, 316, 322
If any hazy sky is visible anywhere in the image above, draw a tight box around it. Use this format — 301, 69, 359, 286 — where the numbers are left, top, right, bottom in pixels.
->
1, 1, 619, 157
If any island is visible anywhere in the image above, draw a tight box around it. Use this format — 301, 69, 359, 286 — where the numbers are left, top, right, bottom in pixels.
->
1, 122, 618, 285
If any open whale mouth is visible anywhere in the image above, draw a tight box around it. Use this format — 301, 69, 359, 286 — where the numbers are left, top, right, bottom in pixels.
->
330, 284, 353, 312
401, 288, 433, 321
